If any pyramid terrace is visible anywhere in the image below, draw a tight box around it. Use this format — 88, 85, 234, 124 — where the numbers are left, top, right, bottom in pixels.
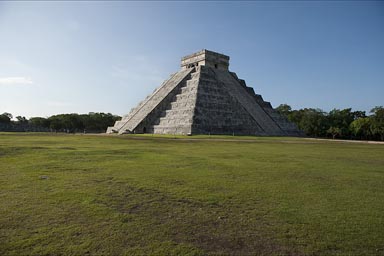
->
107, 50, 302, 136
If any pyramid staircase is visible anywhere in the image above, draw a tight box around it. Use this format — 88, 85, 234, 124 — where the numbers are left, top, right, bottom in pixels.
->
107, 49, 303, 136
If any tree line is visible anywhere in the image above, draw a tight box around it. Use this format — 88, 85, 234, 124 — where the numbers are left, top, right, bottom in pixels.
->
1, 106, 383, 140
0, 112, 121, 133
276, 105, 384, 141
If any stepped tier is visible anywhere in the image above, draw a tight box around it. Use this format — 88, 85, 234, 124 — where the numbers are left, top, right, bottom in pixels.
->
107, 49, 303, 136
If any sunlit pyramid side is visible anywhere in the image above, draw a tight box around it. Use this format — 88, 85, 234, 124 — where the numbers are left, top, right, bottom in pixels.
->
107, 49, 303, 136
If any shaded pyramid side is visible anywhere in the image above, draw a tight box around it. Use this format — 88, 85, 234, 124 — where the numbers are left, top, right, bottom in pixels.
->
230, 74, 304, 136
209, 68, 285, 135
190, 66, 302, 136
191, 66, 266, 135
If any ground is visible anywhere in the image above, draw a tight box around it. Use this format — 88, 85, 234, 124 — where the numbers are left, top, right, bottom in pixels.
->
0, 133, 383, 255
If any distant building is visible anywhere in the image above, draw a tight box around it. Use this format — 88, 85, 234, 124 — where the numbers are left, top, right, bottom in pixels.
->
107, 49, 302, 136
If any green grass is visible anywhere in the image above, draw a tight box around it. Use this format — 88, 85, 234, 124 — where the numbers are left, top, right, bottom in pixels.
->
0, 133, 383, 255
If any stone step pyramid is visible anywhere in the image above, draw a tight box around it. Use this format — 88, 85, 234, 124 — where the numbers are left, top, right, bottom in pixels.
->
107, 49, 303, 136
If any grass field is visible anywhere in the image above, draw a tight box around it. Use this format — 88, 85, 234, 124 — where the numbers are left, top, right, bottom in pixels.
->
0, 133, 383, 255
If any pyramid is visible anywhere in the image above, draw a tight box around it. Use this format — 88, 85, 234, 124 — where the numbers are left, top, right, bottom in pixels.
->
107, 50, 303, 136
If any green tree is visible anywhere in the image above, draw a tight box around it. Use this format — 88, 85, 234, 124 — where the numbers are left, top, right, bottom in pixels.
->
48, 116, 63, 131
327, 126, 342, 139
82, 112, 120, 132
47, 112, 120, 133
0, 112, 12, 124
350, 118, 371, 140
276, 104, 292, 117
370, 106, 384, 141
352, 111, 366, 119
327, 108, 355, 138
15, 116, 28, 124
29, 117, 50, 128
287, 109, 304, 126
298, 108, 327, 137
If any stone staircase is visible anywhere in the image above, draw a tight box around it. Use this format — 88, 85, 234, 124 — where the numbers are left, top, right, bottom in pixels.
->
152, 68, 200, 134
107, 68, 193, 134
106, 64, 303, 136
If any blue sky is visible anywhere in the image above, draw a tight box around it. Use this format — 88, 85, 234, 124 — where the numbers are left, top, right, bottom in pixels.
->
0, 1, 383, 118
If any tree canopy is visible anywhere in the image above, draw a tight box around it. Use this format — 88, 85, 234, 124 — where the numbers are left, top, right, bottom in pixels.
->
1, 106, 383, 141
0, 112, 120, 133
276, 104, 384, 141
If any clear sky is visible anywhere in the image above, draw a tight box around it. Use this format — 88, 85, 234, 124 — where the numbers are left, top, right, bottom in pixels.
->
0, 1, 383, 118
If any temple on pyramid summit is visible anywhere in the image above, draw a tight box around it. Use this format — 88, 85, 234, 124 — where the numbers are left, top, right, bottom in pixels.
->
107, 49, 303, 136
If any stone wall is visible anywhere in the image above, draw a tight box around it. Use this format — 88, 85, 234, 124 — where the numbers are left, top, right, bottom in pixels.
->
181, 49, 229, 71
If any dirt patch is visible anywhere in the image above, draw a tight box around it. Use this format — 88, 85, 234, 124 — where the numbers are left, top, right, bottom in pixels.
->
97, 183, 298, 255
